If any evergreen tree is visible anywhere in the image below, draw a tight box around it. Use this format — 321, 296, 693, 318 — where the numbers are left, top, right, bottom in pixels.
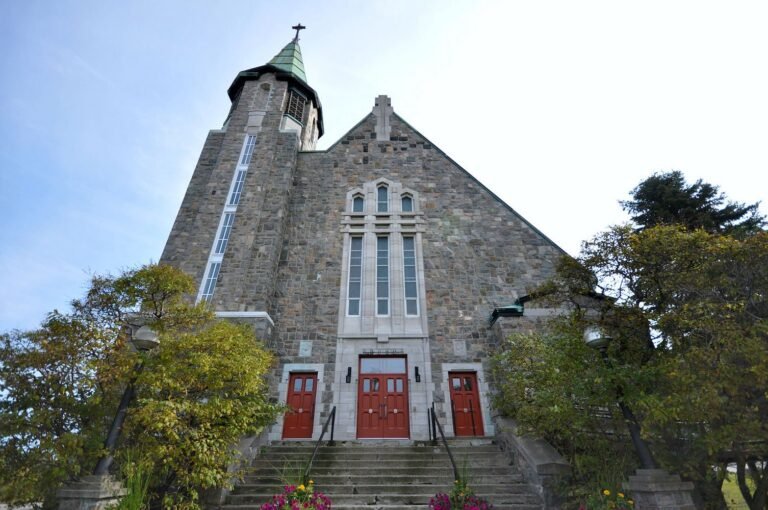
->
621, 171, 764, 235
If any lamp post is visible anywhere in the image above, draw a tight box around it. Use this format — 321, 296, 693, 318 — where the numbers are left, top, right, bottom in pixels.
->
92, 325, 159, 476
583, 326, 658, 470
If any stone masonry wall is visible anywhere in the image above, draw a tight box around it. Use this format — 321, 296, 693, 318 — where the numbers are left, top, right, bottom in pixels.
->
272, 111, 566, 416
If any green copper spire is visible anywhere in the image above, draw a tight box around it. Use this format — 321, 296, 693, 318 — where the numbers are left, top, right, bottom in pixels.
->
267, 38, 307, 84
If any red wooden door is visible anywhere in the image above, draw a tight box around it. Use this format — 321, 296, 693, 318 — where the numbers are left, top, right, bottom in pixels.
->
283, 373, 317, 439
357, 357, 409, 438
449, 372, 484, 437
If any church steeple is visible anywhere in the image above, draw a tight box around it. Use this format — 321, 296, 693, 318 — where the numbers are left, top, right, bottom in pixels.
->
227, 26, 323, 137
267, 39, 307, 85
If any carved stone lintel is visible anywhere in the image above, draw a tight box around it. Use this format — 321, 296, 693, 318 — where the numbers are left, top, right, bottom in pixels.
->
624, 469, 696, 510
57, 475, 126, 510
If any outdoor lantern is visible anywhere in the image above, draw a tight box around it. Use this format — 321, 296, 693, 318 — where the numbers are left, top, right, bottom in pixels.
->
583, 325, 611, 350
131, 325, 160, 351
582, 324, 658, 469
345, 367, 352, 383
414, 366, 421, 382
93, 323, 159, 476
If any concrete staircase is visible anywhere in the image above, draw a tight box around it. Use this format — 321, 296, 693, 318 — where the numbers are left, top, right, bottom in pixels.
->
221, 439, 543, 510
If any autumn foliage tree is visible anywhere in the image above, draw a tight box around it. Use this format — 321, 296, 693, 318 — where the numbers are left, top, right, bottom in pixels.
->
0, 264, 281, 509
492, 226, 768, 510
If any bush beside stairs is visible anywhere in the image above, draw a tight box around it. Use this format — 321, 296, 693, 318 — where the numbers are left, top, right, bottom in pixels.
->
220, 438, 543, 510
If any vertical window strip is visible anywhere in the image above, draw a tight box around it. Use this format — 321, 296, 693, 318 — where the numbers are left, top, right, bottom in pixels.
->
403, 236, 418, 315
201, 262, 221, 302
376, 236, 389, 315
377, 186, 388, 212
215, 213, 235, 254
347, 237, 363, 315
199, 134, 255, 302
241, 135, 257, 165
229, 169, 247, 205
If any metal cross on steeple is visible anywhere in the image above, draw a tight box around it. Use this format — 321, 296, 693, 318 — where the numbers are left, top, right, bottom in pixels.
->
291, 23, 306, 42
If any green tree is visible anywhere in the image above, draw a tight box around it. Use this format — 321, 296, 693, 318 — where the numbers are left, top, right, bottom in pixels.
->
493, 226, 768, 510
0, 264, 281, 509
621, 170, 764, 235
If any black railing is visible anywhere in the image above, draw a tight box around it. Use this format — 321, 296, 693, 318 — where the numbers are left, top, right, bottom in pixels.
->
303, 406, 336, 483
430, 402, 460, 482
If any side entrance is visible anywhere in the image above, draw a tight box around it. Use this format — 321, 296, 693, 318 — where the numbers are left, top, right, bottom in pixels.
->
449, 371, 484, 436
282, 372, 317, 439
357, 356, 409, 438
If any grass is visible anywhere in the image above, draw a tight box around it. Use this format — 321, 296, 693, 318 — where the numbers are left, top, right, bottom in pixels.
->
722, 475, 754, 510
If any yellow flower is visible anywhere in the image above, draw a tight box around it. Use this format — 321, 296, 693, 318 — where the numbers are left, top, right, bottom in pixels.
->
298, 485, 305, 491
603, 489, 611, 496
309, 480, 314, 485
454, 480, 459, 484
628, 500, 634, 506
618, 493, 625, 498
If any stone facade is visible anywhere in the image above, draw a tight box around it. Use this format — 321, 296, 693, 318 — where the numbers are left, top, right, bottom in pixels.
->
160, 38, 566, 442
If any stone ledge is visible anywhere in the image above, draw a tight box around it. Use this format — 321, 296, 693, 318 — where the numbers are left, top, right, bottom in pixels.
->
494, 416, 570, 510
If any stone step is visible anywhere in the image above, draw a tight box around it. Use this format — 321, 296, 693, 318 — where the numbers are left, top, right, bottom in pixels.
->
252, 450, 510, 461
224, 437, 542, 510
239, 474, 524, 485
256, 460, 511, 470
225, 506, 540, 510
255, 449, 501, 461
230, 483, 533, 498
239, 493, 540, 506
260, 444, 501, 453
329, 506, 541, 510
267, 439, 496, 448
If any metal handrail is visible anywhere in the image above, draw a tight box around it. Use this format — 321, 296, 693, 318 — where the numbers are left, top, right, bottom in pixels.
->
430, 402, 460, 482
303, 406, 336, 482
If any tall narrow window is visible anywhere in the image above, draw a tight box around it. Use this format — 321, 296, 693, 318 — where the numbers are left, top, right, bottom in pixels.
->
403, 236, 418, 315
201, 262, 221, 302
401, 195, 413, 212
376, 236, 389, 315
347, 237, 363, 315
215, 213, 235, 254
285, 90, 307, 123
353, 196, 364, 213
229, 169, 247, 205
377, 186, 388, 213
241, 135, 257, 165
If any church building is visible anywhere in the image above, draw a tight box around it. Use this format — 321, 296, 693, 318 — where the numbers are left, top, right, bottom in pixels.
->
160, 28, 565, 442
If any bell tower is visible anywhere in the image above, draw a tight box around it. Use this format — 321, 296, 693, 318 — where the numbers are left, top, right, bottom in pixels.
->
160, 26, 323, 338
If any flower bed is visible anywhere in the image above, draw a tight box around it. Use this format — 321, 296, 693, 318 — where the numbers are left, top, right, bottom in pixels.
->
260, 481, 332, 510
429, 479, 493, 510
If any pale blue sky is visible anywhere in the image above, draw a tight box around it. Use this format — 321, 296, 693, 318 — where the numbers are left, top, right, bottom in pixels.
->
2, 1, 767, 331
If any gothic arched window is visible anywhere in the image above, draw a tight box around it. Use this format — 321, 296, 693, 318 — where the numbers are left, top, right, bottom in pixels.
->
377, 186, 388, 213
401, 195, 413, 212
353, 195, 364, 213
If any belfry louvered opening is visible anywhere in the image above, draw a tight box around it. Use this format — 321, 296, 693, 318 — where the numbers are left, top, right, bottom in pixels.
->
285, 89, 307, 124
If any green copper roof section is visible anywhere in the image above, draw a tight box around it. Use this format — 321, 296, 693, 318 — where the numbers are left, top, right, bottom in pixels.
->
267, 40, 307, 84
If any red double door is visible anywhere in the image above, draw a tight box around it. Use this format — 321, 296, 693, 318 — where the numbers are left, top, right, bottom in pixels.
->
357, 357, 410, 438
283, 373, 317, 439
449, 372, 484, 437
